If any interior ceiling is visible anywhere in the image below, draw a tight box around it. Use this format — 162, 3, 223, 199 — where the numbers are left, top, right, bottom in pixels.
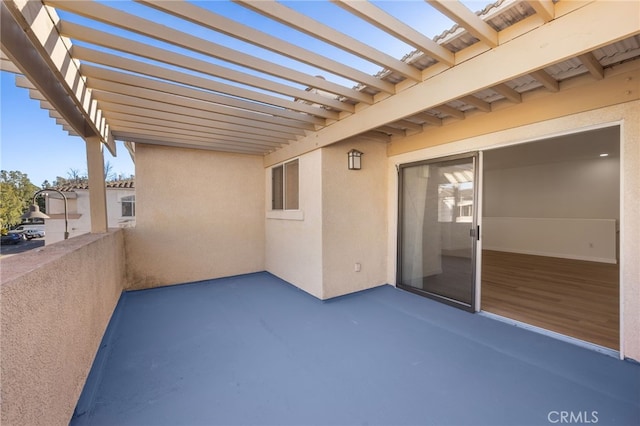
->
483, 126, 621, 170
1, 0, 640, 159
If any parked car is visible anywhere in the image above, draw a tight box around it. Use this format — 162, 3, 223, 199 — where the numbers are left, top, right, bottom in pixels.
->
1, 232, 24, 245
12, 224, 45, 233
22, 229, 45, 239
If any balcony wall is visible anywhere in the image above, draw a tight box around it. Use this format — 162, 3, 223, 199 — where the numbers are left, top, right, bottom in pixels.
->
125, 145, 265, 290
321, 139, 388, 299
0, 229, 126, 426
265, 149, 324, 298
265, 139, 388, 300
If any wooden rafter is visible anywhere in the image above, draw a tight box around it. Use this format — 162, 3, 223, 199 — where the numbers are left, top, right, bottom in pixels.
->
266, 0, 639, 165
78, 59, 334, 123
95, 99, 301, 141
460, 95, 491, 112
434, 104, 466, 120
4, 0, 638, 160
92, 89, 309, 137
412, 112, 443, 127
530, 69, 560, 92
138, 0, 398, 91
492, 83, 522, 103
233, 0, 417, 87
46, 0, 369, 100
332, 0, 455, 66
73, 47, 334, 121
578, 52, 605, 80
60, 23, 369, 112
1, 1, 116, 154
527, 0, 555, 22
425, 0, 498, 48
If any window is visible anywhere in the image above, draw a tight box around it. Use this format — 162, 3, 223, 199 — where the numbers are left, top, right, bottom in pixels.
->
437, 182, 473, 223
121, 195, 135, 217
272, 159, 299, 210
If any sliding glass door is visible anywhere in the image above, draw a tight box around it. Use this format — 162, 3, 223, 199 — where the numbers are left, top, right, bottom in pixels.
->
398, 154, 478, 310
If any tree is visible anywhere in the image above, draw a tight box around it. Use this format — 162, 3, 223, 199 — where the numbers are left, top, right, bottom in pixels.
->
67, 168, 85, 184
0, 170, 39, 230
104, 160, 116, 181
0, 182, 23, 230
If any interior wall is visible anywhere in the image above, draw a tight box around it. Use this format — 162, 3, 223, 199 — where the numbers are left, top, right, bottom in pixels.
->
482, 128, 620, 262
387, 101, 640, 361
322, 139, 388, 299
265, 149, 324, 299
484, 158, 619, 219
126, 144, 265, 289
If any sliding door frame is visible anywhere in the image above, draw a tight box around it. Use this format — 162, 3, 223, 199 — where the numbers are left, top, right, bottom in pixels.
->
478, 123, 622, 355
397, 152, 480, 312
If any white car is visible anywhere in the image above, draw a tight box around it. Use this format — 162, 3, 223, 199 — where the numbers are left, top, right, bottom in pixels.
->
22, 229, 45, 239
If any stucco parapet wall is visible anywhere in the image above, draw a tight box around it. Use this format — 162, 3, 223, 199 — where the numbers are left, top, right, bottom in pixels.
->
0, 229, 122, 284
1, 229, 126, 426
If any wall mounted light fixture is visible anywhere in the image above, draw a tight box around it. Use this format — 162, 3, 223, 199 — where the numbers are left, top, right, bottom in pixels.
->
348, 149, 363, 170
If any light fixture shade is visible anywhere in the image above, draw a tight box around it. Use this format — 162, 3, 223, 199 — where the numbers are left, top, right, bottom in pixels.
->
21, 204, 50, 220
348, 149, 363, 170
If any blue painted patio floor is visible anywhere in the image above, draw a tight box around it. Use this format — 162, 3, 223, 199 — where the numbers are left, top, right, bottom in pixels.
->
72, 272, 639, 426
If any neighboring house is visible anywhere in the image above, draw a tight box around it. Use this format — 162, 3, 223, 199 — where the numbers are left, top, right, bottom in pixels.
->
45, 180, 135, 244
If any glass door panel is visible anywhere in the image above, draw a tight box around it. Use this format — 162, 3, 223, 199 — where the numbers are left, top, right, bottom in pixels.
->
398, 155, 477, 309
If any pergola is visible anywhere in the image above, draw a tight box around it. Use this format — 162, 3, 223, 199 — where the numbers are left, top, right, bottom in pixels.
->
1, 0, 639, 224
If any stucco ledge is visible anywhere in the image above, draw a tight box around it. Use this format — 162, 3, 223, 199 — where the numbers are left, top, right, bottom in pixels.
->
0, 229, 124, 286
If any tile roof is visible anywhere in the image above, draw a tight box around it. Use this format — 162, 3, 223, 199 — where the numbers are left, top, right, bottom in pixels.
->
53, 180, 135, 192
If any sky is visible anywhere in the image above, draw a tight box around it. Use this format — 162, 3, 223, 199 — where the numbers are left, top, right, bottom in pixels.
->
0, 71, 135, 187
0, 0, 490, 188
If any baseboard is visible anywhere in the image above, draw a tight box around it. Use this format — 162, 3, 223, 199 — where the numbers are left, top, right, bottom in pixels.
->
482, 247, 617, 264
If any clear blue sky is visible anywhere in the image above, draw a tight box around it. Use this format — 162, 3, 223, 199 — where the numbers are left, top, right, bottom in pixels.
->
0, 71, 135, 187
0, 0, 487, 188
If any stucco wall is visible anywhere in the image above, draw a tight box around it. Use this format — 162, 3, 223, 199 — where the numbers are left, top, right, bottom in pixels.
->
0, 229, 125, 426
265, 150, 324, 298
46, 188, 135, 245
265, 141, 388, 300
322, 139, 388, 299
126, 144, 265, 289
387, 101, 640, 361
46, 195, 89, 243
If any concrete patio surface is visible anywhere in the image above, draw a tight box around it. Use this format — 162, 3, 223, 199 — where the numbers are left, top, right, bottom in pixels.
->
71, 272, 640, 426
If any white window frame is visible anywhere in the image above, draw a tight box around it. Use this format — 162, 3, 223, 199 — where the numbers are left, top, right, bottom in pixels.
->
267, 159, 303, 221
120, 195, 136, 218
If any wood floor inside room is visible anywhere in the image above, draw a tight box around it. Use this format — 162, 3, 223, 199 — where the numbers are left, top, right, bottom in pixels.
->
481, 250, 619, 350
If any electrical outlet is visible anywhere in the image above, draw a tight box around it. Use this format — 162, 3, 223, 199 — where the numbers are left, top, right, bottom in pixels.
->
354, 263, 361, 272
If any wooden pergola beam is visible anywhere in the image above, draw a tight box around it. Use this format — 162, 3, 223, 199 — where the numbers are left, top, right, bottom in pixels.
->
1, 0, 116, 154
332, 0, 455, 66
265, 0, 639, 165
425, 0, 498, 48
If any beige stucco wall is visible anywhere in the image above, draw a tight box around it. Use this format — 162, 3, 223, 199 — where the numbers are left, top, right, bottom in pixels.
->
322, 139, 388, 299
265, 150, 324, 298
387, 100, 640, 361
126, 144, 265, 289
46, 195, 88, 244
46, 188, 135, 245
265, 140, 388, 300
0, 229, 126, 426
